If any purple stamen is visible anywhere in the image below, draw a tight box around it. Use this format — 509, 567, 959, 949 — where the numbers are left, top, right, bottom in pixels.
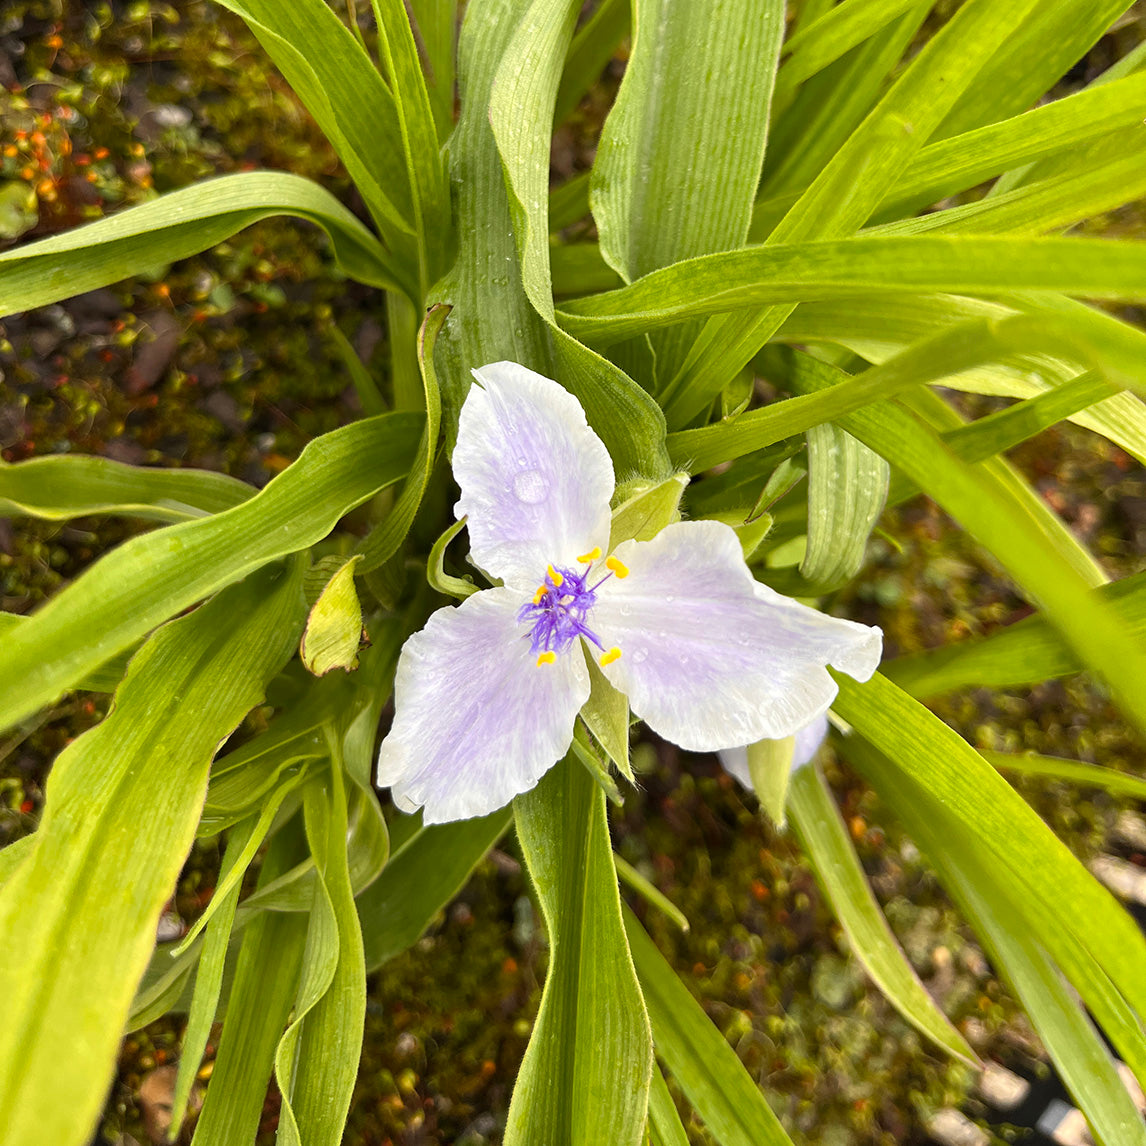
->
517, 562, 608, 655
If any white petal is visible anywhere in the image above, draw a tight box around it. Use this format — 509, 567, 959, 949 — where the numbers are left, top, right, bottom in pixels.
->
376, 587, 590, 823
453, 361, 614, 589
719, 713, 830, 791
590, 521, 882, 752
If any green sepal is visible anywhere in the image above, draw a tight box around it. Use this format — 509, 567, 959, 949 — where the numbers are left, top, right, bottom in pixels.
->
702, 509, 774, 560
580, 650, 632, 782
300, 555, 365, 676
747, 735, 796, 827
608, 472, 689, 550
571, 722, 623, 807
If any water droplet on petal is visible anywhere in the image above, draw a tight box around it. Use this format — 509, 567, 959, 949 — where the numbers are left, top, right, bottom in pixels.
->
664, 594, 675, 603
512, 469, 549, 504
632, 647, 648, 664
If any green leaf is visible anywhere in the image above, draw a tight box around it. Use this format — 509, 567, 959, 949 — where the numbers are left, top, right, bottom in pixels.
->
875, 128, 1146, 239
429, 0, 554, 452
800, 423, 887, 587
658, 0, 1045, 422
0, 410, 421, 734
0, 172, 403, 316
920, 370, 1118, 467
875, 70, 1146, 219
787, 763, 976, 1063
613, 854, 689, 934
277, 762, 365, 1146
559, 235, 1146, 347
772, 0, 919, 106
590, 0, 784, 393
865, 755, 1146, 1146
369, 0, 453, 293
408, 0, 458, 140
667, 316, 1040, 472
934, 0, 1131, 140
832, 674, 1146, 1028
191, 826, 310, 1146
426, 515, 481, 600
554, 0, 628, 125
775, 293, 1146, 465
300, 555, 366, 676
488, 0, 671, 478
359, 809, 512, 972
759, 2, 928, 208
592, 0, 784, 282
0, 454, 254, 523
982, 751, 1146, 800
0, 558, 305, 1146
647, 1063, 690, 1146
356, 304, 447, 572
624, 905, 796, 1146
779, 356, 1146, 732
328, 323, 387, 417
0, 834, 33, 889
213, 0, 420, 276
508, 754, 653, 1146
169, 816, 260, 1136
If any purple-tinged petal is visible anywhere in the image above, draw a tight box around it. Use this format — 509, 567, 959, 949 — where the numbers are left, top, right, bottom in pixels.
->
719, 713, 830, 791
376, 588, 589, 823
590, 521, 883, 751
453, 362, 614, 589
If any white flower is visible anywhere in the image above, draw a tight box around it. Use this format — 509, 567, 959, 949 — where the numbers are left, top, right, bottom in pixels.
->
376, 362, 882, 823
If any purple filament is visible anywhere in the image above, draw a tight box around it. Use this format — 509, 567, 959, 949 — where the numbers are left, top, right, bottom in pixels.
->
517, 563, 606, 655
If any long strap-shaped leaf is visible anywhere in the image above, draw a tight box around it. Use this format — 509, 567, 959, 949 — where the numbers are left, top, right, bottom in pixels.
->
0, 557, 305, 1146
0, 171, 402, 316
190, 825, 310, 1146
0, 411, 421, 733
213, 0, 421, 287
508, 755, 653, 1146
623, 905, 796, 1146
590, 0, 784, 391
0, 454, 254, 523
275, 762, 366, 1146
787, 763, 975, 1063
487, 0, 671, 478
833, 674, 1146, 1028
854, 743, 1146, 1146
659, 0, 1045, 424
559, 234, 1146, 346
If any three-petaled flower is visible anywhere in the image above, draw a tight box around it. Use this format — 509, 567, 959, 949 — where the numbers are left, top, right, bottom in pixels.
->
376, 362, 882, 823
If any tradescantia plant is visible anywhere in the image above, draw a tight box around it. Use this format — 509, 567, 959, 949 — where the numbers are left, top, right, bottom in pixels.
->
3, 0, 1146, 1143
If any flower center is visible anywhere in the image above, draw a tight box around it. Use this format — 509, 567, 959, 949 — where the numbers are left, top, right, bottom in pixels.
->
517, 548, 627, 667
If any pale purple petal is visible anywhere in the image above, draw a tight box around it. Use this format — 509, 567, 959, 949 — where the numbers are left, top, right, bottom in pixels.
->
453, 362, 614, 589
376, 588, 590, 823
590, 521, 883, 751
719, 713, 830, 791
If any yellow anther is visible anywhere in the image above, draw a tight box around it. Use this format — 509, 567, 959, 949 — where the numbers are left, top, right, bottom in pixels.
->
577, 546, 602, 563
599, 646, 622, 667
547, 563, 564, 587
536, 650, 557, 666
532, 584, 547, 604
605, 556, 629, 579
